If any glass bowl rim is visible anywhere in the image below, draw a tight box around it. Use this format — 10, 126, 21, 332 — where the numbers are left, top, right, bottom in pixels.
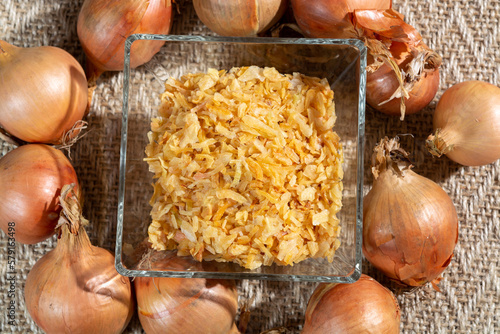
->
116, 33, 366, 283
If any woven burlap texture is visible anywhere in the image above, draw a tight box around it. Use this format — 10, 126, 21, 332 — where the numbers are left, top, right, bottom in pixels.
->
1, 0, 499, 333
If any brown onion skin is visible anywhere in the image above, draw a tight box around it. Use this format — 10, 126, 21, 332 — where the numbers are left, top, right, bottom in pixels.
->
25, 224, 134, 333
365, 41, 440, 117
363, 153, 458, 286
428, 81, 500, 166
193, 0, 288, 37
366, 62, 440, 116
291, 0, 392, 38
290, 3, 440, 118
0, 40, 87, 144
0, 144, 78, 244
134, 252, 238, 334
77, 0, 173, 73
302, 274, 401, 334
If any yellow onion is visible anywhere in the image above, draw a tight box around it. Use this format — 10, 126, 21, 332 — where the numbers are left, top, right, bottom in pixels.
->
291, 0, 392, 38
77, 0, 173, 82
0, 40, 87, 144
193, 0, 288, 37
426, 81, 500, 166
134, 250, 238, 334
24, 184, 134, 334
302, 274, 401, 333
363, 137, 458, 287
0, 144, 78, 244
291, 2, 441, 119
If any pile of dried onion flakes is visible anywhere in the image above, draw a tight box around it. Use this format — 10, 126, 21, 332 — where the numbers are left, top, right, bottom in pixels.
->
145, 66, 344, 270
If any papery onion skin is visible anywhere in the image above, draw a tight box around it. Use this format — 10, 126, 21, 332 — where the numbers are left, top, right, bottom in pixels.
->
193, 0, 288, 37
362, 25, 441, 119
134, 251, 238, 334
0, 40, 87, 144
353, 9, 421, 43
363, 137, 458, 287
290, 0, 392, 39
426, 81, 500, 166
25, 224, 134, 334
77, 0, 173, 74
290, 2, 441, 119
366, 55, 440, 116
0, 144, 78, 244
302, 274, 401, 334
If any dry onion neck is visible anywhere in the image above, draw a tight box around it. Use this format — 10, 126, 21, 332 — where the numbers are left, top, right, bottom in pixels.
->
371, 136, 413, 179
133, 248, 239, 334
366, 41, 442, 120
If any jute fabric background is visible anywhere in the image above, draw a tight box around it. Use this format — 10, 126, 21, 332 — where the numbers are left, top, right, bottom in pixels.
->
0, 0, 499, 333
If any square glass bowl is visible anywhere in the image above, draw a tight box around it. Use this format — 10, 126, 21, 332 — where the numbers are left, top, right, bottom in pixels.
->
116, 34, 366, 283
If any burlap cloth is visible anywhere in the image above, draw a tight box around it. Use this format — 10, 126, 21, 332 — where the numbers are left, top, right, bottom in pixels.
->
0, 0, 499, 333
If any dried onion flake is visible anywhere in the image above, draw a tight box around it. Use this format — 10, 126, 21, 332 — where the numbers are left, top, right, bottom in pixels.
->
145, 66, 344, 269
